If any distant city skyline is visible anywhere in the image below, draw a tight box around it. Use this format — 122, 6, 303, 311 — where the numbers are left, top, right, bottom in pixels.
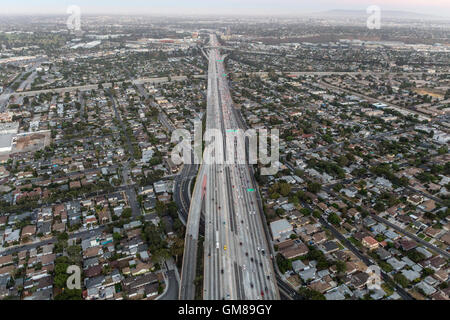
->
1, 0, 450, 18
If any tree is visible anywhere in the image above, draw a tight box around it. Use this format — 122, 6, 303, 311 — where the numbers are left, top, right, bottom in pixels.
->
394, 273, 410, 288
67, 245, 82, 264
151, 248, 171, 264
298, 287, 325, 300
328, 212, 341, 226
54, 289, 82, 300
438, 145, 448, 155
374, 202, 385, 213
113, 232, 122, 242
155, 201, 166, 215
335, 260, 346, 274
307, 182, 321, 194
276, 254, 292, 274
122, 208, 132, 219
421, 267, 434, 278
170, 237, 185, 264
279, 183, 291, 197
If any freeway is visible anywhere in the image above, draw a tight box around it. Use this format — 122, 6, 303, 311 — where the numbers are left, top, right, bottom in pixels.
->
180, 34, 279, 300
0, 57, 47, 111
9, 76, 187, 97
173, 161, 199, 224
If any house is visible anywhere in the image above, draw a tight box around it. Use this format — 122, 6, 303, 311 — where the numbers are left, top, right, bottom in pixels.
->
270, 219, 293, 240
0, 255, 13, 268
37, 221, 52, 236
139, 186, 155, 196
415, 281, 437, 296
98, 208, 111, 225
347, 208, 360, 219
433, 269, 448, 282
312, 231, 327, 244
299, 267, 316, 282
278, 239, 309, 259
23, 287, 52, 300
362, 236, 379, 250
387, 257, 406, 271
0, 216, 7, 227
322, 241, 340, 254
85, 265, 102, 278
325, 285, 352, 300
21, 225, 36, 240
304, 224, 320, 235
52, 222, 66, 233
428, 256, 447, 271
416, 247, 433, 259
425, 226, 442, 238
440, 232, 450, 246
349, 271, 369, 289
157, 193, 171, 203
407, 195, 423, 206
398, 239, 417, 251
123, 272, 158, 295
309, 278, 334, 294
419, 200, 436, 212
376, 247, 392, 260
83, 247, 103, 259
401, 269, 421, 282
153, 181, 167, 194
4, 229, 20, 244
362, 216, 376, 228
144, 283, 159, 298
292, 260, 307, 273
131, 262, 152, 276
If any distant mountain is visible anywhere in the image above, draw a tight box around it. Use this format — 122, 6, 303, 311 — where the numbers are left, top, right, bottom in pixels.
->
312, 9, 445, 20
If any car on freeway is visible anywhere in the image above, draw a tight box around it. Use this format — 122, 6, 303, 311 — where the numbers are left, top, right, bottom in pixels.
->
224, 245, 227, 251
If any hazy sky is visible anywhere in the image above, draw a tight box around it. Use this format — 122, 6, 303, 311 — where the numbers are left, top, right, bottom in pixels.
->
2, 0, 450, 17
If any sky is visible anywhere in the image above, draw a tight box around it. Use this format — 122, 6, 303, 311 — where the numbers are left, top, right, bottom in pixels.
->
1, 0, 450, 17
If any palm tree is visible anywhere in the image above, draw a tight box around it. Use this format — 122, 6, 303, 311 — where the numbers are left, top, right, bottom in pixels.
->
170, 238, 185, 264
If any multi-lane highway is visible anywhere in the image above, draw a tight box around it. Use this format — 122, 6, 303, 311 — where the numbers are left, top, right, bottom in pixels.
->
179, 34, 279, 300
